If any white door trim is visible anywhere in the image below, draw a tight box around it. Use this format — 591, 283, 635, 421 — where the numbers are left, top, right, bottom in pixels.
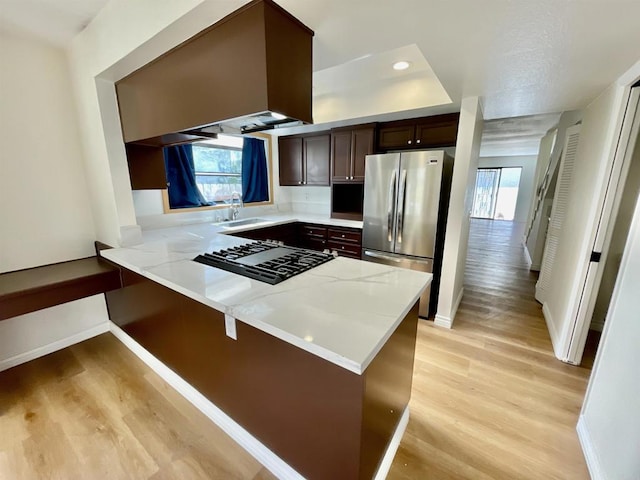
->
567, 86, 640, 364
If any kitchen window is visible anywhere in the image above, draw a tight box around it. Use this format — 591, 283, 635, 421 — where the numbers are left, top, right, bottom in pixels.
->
192, 141, 242, 204
162, 133, 272, 213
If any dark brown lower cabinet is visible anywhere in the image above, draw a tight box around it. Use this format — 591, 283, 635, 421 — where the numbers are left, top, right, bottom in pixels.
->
298, 223, 328, 250
106, 268, 418, 480
227, 222, 298, 246
327, 227, 362, 259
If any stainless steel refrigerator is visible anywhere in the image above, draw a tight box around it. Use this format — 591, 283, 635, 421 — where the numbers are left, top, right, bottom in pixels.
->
361, 150, 453, 318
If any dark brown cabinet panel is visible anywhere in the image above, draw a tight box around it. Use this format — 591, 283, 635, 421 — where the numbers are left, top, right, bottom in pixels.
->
377, 113, 460, 151
105, 267, 418, 480
377, 124, 415, 150
298, 224, 328, 250
352, 128, 374, 180
278, 133, 330, 186
330, 130, 352, 180
126, 144, 168, 190
327, 227, 361, 244
116, 0, 313, 145
415, 115, 460, 147
278, 136, 303, 186
227, 222, 362, 256
304, 134, 331, 185
326, 227, 362, 259
331, 125, 375, 183
228, 222, 298, 246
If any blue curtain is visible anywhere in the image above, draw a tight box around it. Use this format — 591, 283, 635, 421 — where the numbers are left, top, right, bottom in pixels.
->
164, 144, 208, 208
241, 137, 269, 203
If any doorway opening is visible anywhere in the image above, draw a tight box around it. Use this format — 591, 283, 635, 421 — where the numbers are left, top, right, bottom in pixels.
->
588, 104, 640, 333
471, 167, 522, 220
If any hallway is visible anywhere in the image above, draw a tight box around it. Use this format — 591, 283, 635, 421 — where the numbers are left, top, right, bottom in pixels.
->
388, 218, 596, 479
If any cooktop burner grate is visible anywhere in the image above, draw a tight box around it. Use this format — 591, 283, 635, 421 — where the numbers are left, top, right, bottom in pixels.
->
193, 241, 335, 285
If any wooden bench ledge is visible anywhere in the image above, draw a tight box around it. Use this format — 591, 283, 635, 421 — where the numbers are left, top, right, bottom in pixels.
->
0, 257, 122, 321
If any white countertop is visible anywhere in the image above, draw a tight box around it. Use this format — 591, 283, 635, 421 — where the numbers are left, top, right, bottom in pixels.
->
102, 214, 430, 375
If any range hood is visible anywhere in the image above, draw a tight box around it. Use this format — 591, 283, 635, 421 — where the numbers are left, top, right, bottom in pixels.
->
182, 111, 304, 137
116, 0, 313, 147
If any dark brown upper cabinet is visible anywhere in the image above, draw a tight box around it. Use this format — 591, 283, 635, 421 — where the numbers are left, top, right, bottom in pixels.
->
377, 113, 460, 151
126, 144, 167, 190
116, 0, 313, 146
279, 133, 330, 186
330, 124, 375, 183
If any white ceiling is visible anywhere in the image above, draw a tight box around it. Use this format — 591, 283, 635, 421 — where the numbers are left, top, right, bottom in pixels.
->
1, 0, 639, 153
480, 113, 561, 157
0, 0, 108, 45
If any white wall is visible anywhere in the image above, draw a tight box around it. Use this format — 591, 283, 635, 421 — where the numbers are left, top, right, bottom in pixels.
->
0, 32, 96, 271
0, 296, 109, 372
67, 0, 249, 245
578, 192, 640, 480
542, 82, 627, 360
477, 155, 537, 223
435, 96, 483, 328
0, 32, 110, 368
525, 129, 556, 229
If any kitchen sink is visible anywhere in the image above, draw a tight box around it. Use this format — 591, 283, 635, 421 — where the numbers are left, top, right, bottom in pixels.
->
221, 218, 268, 228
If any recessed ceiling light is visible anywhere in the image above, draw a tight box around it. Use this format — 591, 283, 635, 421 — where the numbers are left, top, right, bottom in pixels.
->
393, 61, 411, 71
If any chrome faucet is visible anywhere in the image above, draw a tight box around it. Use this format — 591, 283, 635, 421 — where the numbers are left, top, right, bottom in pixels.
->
230, 192, 243, 220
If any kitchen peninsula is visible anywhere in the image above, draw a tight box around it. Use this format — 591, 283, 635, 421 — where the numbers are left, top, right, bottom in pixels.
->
100, 215, 430, 480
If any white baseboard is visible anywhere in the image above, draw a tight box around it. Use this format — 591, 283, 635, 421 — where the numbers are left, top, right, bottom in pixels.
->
374, 407, 410, 480
577, 415, 605, 480
110, 321, 408, 480
0, 322, 109, 372
110, 322, 304, 480
523, 244, 533, 266
542, 303, 564, 361
434, 314, 452, 328
434, 288, 464, 329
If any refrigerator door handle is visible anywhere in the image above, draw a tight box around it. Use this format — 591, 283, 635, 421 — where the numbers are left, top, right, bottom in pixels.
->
396, 169, 408, 244
363, 250, 404, 263
387, 170, 397, 242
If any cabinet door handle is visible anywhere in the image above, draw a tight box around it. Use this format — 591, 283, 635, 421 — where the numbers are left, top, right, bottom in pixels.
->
345, 176, 349, 180
407, 140, 412, 145
341, 234, 345, 238
416, 139, 421, 144
298, 181, 302, 185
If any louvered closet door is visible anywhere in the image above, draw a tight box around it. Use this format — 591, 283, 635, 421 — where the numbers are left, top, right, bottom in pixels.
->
535, 125, 581, 303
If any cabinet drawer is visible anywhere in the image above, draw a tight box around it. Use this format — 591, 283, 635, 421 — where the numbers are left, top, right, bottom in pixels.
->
300, 225, 327, 238
327, 228, 361, 244
327, 241, 361, 257
306, 237, 328, 251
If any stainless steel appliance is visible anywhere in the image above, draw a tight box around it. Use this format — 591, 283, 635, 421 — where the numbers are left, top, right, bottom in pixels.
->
194, 241, 334, 284
361, 150, 453, 317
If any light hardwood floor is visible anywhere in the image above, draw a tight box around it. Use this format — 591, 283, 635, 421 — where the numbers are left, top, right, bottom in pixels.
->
386, 219, 596, 480
0, 219, 596, 479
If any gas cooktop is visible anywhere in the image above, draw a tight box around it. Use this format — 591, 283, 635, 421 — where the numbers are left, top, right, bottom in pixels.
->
193, 241, 335, 285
